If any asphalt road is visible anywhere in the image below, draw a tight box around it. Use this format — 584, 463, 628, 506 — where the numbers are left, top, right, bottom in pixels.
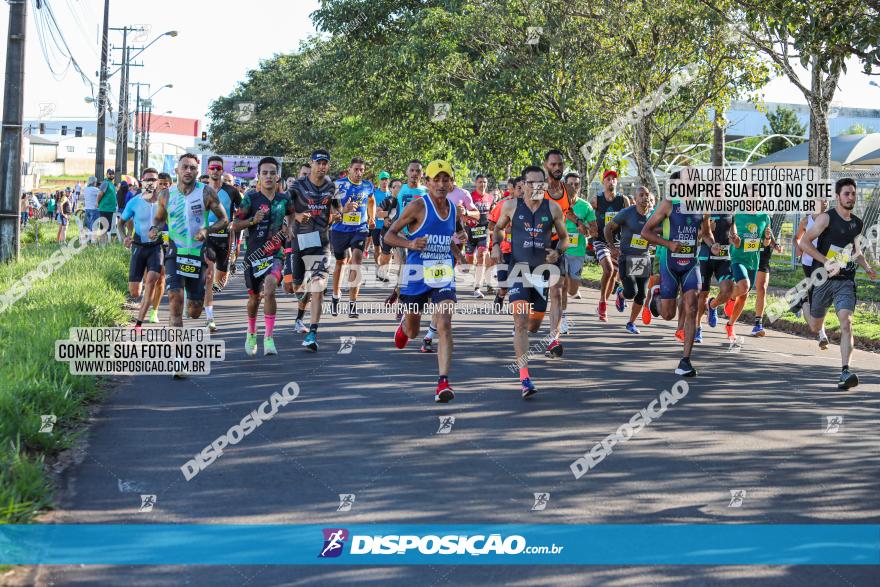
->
17, 259, 880, 586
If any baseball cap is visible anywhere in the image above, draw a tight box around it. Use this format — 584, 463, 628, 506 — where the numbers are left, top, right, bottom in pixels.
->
425, 160, 455, 179
310, 149, 330, 162
106, 168, 115, 174
603, 170, 618, 180
378, 171, 390, 180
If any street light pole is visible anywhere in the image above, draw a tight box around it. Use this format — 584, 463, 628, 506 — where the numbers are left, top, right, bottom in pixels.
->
0, 0, 27, 264
94, 0, 110, 179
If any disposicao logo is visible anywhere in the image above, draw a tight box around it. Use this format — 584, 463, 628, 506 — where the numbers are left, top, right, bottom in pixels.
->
318, 528, 349, 558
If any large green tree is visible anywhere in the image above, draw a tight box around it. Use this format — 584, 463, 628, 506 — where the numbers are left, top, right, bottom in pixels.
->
762, 105, 807, 153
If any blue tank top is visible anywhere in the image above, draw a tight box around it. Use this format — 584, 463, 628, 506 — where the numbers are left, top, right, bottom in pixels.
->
659, 201, 699, 271
401, 195, 456, 295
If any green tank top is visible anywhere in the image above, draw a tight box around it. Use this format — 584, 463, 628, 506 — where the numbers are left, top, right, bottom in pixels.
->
168, 182, 208, 256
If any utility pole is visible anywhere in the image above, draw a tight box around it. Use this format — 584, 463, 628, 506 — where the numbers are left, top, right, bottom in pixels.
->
133, 83, 141, 177
113, 27, 128, 176
0, 0, 28, 263
94, 0, 110, 179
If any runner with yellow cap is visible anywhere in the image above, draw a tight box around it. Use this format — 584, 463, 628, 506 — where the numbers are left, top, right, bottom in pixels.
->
383, 160, 466, 403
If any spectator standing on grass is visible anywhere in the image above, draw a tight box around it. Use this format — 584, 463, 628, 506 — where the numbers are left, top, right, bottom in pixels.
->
56, 191, 71, 243
96, 168, 117, 244
19, 193, 28, 227
82, 176, 101, 240
46, 193, 56, 220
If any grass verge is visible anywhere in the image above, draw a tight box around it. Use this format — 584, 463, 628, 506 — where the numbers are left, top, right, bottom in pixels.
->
0, 240, 128, 523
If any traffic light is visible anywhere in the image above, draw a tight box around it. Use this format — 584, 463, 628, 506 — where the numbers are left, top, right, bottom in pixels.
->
75, 127, 83, 137
39, 123, 46, 134
201, 131, 208, 141
61, 125, 68, 136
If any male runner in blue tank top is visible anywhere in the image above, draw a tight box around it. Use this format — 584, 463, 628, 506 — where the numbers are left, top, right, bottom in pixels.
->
641, 169, 713, 377
491, 165, 568, 398
383, 160, 465, 403
330, 157, 375, 318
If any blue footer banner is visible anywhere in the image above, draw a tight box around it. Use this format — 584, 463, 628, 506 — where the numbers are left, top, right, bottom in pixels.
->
2, 525, 878, 565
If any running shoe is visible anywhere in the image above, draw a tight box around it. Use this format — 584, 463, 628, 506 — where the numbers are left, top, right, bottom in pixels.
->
724, 299, 735, 319
394, 323, 409, 349
420, 337, 435, 353
560, 316, 569, 335
264, 337, 277, 356
725, 324, 736, 341
837, 369, 859, 390
707, 297, 718, 328
212, 282, 222, 293
574, 292, 582, 299
649, 286, 661, 317
207, 318, 217, 333
148, 308, 159, 324
675, 329, 685, 343
330, 297, 340, 317
294, 319, 309, 334
245, 333, 258, 356
485, 285, 495, 294
694, 327, 703, 343
303, 331, 319, 352
818, 334, 829, 350
473, 289, 485, 299
615, 287, 626, 313
435, 380, 455, 403
545, 339, 564, 358
626, 322, 641, 335
641, 301, 652, 325
384, 289, 399, 307
521, 378, 538, 399
348, 302, 359, 319
597, 301, 608, 322
751, 323, 765, 337
675, 358, 697, 377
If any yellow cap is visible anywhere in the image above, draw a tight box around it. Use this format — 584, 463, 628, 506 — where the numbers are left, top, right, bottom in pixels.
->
425, 160, 455, 179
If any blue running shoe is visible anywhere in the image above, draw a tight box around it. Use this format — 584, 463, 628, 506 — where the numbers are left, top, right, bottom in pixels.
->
626, 322, 641, 334
707, 297, 718, 328
302, 331, 319, 352
694, 327, 703, 343
751, 323, 765, 337
521, 378, 538, 399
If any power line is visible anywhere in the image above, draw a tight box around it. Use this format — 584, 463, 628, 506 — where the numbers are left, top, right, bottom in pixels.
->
30, 0, 97, 96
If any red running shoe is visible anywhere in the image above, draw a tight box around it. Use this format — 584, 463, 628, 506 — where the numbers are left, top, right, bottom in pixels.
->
435, 379, 455, 403
394, 323, 409, 349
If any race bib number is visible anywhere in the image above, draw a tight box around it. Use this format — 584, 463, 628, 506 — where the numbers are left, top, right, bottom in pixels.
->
209, 229, 227, 238
251, 256, 273, 278
160, 231, 169, 245
297, 230, 322, 250
710, 245, 730, 260
343, 212, 362, 226
671, 240, 696, 259
470, 225, 488, 238
604, 211, 616, 224
743, 238, 760, 252
630, 235, 648, 250
423, 259, 455, 287
826, 244, 851, 265
175, 254, 202, 278
568, 233, 579, 247
626, 255, 652, 278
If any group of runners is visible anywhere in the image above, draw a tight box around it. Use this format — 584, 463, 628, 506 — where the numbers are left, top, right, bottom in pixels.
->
110, 149, 876, 399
